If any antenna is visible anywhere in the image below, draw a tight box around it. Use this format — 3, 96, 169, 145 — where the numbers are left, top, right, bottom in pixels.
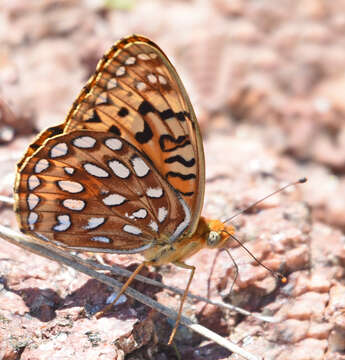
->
223, 177, 307, 224
222, 230, 287, 283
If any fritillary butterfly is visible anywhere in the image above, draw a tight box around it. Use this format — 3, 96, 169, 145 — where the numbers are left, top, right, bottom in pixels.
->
14, 35, 235, 344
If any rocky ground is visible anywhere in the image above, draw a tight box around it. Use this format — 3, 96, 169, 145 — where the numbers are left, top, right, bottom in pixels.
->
0, 1, 345, 359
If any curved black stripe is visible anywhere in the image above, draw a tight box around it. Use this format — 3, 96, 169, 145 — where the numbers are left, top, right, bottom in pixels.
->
165, 155, 195, 167
179, 191, 194, 196
159, 134, 190, 152
166, 171, 196, 180
135, 120, 153, 144
160, 109, 174, 120
176, 111, 189, 122
138, 100, 155, 115
138, 100, 189, 124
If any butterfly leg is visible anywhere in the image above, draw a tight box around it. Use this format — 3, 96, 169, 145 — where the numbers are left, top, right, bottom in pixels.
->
95, 261, 148, 319
168, 261, 195, 345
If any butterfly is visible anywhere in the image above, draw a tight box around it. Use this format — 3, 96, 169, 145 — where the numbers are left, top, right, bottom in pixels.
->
14, 35, 235, 344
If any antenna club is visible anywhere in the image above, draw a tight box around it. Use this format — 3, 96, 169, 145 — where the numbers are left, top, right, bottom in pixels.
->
279, 275, 288, 284
298, 177, 307, 184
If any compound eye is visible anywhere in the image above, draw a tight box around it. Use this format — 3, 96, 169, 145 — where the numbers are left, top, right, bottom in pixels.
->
207, 231, 221, 247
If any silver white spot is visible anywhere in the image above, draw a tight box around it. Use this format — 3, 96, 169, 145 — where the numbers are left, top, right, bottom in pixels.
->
136, 82, 147, 91
73, 136, 96, 149
108, 160, 130, 178
58, 180, 84, 193
83, 163, 109, 178
149, 220, 158, 233
28, 212, 38, 230
91, 236, 111, 243
84, 217, 106, 230
95, 93, 108, 105
62, 199, 86, 211
146, 187, 163, 198
147, 74, 157, 84
27, 193, 40, 210
116, 66, 126, 77
53, 214, 71, 232
28, 175, 40, 190
158, 207, 168, 223
123, 224, 142, 235
125, 56, 136, 65
131, 209, 147, 219
105, 138, 122, 151
169, 195, 191, 243
131, 156, 150, 177
64, 167, 75, 175
158, 75, 167, 85
138, 53, 150, 60
103, 193, 126, 206
107, 78, 117, 90
34, 159, 49, 174
50, 142, 68, 158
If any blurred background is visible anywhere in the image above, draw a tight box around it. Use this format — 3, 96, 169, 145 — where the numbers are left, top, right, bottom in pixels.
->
1, 1, 345, 359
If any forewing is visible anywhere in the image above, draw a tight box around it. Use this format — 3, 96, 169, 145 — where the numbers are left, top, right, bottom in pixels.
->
14, 130, 191, 252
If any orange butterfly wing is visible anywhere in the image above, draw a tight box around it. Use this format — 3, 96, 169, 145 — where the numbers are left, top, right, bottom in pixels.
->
14, 35, 205, 252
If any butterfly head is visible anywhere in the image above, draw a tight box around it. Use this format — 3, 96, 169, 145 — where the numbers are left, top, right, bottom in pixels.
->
200, 218, 235, 249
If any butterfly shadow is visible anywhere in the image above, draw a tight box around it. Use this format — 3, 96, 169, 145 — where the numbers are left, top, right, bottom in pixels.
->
7, 284, 62, 322
5, 261, 163, 323
61, 262, 163, 318
179, 341, 232, 360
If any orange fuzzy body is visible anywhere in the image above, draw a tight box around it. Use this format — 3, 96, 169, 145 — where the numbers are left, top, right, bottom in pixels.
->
143, 217, 235, 266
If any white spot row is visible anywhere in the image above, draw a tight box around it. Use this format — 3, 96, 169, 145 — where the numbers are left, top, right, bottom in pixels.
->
108, 159, 130, 179
136, 81, 146, 91
123, 224, 142, 235
28, 175, 40, 190
105, 138, 122, 151
116, 66, 125, 77
147, 74, 157, 84
50, 142, 68, 158
138, 52, 157, 60
34, 159, 49, 174
125, 56, 136, 65
83, 162, 109, 178
146, 187, 163, 198
64, 167, 75, 175
73, 136, 97, 149
158, 207, 168, 223
107, 78, 117, 90
131, 208, 147, 219
62, 199, 86, 211
158, 75, 167, 85
147, 73, 167, 85
28, 211, 38, 230
149, 220, 158, 232
53, 214, 71, 232
95, 92, 108, 106
130, 156, 150, 177
91, 236, 111, 243
103, 193, 126, 206
27, 193, 40, 210
84, 217, 106, 230
58, 180, 84, 193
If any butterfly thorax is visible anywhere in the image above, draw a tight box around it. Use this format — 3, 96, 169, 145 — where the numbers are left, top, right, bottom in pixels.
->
143, 217, 235, 266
